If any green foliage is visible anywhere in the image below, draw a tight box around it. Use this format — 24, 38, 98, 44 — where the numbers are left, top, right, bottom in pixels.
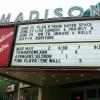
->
0, 78, 14, 92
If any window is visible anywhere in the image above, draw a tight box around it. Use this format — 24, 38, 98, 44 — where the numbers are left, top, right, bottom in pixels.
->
87, 89, 96, 98
98, 88, 100, 97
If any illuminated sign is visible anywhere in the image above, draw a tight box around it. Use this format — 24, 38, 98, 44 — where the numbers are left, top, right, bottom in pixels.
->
0, 3, 100, 23
6, 84, 14, 92
0, 26, 14, 67
16, 20, 99, 43
12, 42, 100, 67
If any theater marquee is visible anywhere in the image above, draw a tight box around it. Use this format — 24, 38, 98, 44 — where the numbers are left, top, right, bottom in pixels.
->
11, 18, 100, 68
15, 20, 100, 43
12, 43, 100, 67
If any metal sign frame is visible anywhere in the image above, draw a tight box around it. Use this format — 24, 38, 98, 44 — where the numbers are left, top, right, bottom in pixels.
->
10, 17, 100, 69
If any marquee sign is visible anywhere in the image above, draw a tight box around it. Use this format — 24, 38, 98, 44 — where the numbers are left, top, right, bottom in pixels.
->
16, 20, 100, 43
12, 43, 100, 67
11, 18, 100, 68
0, 26, 14, 67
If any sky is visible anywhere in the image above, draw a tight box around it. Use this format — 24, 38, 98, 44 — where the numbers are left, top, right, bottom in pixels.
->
0, 0, 99, 21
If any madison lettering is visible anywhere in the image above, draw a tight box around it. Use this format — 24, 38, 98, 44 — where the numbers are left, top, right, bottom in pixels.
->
0, 4, 100, 23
